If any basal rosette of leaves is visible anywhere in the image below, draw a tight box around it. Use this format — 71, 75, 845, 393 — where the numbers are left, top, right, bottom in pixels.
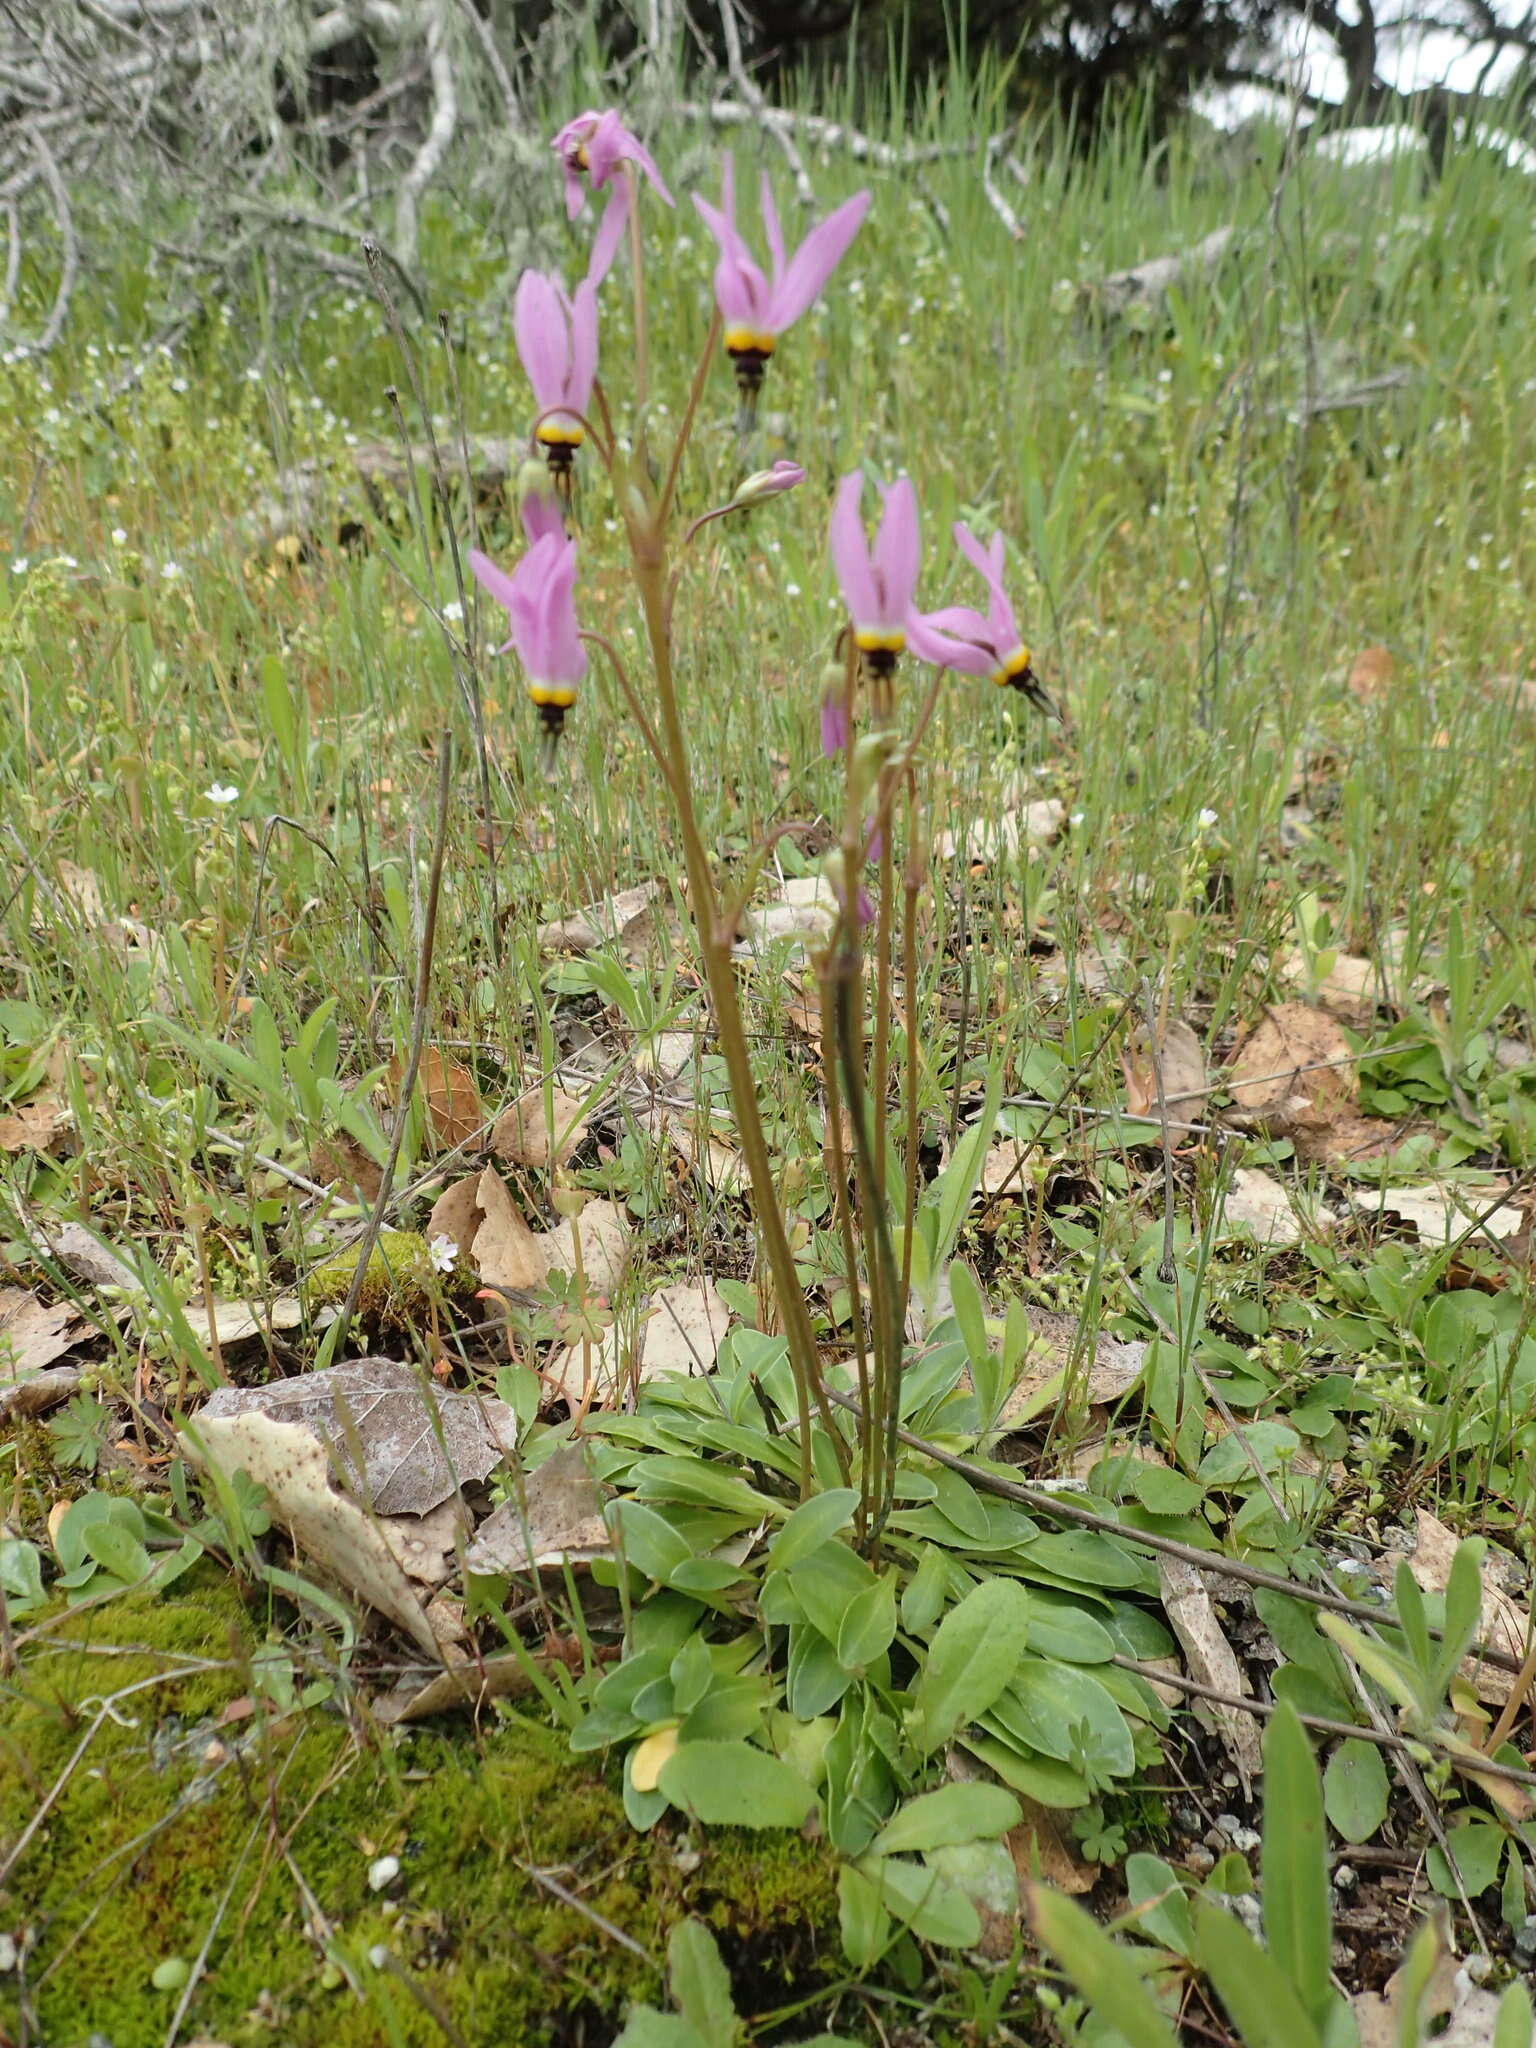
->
487, 1324, 1175, 1970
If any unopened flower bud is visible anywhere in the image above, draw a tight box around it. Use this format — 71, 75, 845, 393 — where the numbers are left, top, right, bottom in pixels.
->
850, 730, 900, 806
732, 460, 806, 508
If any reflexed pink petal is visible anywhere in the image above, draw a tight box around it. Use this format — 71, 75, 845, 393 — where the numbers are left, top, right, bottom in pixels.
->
829, 471, 880, 630
865, 820, 884, 862
872, 478, 921, 622
759, 171, 786, 282
587, 182, 631, 289
513, 271, 568, 410
769, 190, 871, 330
821, 693, 850, 756
468, 546, 520, 612
855, 886, 875, 927
694, 193, 771, 327
520, 486, 566, 548
566, 280, 599, 413
953, 521, 1022, 654
906, 607, 995, 675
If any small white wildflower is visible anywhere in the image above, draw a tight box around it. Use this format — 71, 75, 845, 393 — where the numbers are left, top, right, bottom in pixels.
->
171, 376, 189, 394
111, 527, 128, 545
205, 783, 240, 806
160, 561, 182, 581
785, 582, 802, 597
1069, 810, 1085, 827
428, 1233, 457, 1274
1197, 808, 1219, 830
9, 557, 27, 575
442, 600, 463, 625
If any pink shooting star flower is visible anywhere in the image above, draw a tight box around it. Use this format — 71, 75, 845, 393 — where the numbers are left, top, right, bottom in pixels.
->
513, 269, 596, 481
468, 523, 586, 755
552, 109, 673, 222
693, 157, 870, 416
918, 522, 1054, 714
829, 473, 1009, 686
511, 196, 628, 485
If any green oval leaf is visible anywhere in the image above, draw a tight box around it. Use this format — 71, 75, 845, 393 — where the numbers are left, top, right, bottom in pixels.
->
910, 1578, 1031, 1755
658, 1740, 817, 1830
1322, 1738, 1389, 1845
872, 1783, 1021, 1856
765, 1490, 859, 1572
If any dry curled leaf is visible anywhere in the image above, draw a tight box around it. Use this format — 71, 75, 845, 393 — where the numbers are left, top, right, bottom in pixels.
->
543, 1197, 630, 1298
539, 880, 660, 954
199, 1357, 518, 1518
1219, 1166, 1332, 1246
1347, 644, 1396, 702
403, 1046, 482, 1151
1123, 1017, 1208, 1124
184, 1408, 445, 1661
1227, 1001, 1355, 1135
491, 1087, 588, 1169
545, 1277, 730, 1408
1158, 1557, 1263, 1794
0, 1092, 72, 1156
1278, 948, 1382, 1028
462, 1442, 610, 1577
1345, 1183, 1524, 1247
309, 1132, 383, 1204
470, 1166, 549, 1294
989, 1309, 1147, 1431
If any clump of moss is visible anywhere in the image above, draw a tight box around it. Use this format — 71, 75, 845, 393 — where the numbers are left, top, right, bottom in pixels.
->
0, 1577, 844, 2045
306, 1228, 475, 1327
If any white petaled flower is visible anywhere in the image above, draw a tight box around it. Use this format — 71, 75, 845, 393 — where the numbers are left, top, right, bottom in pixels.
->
205, 783, 239, 806
160, 561, 182, 581
428, 1233, 457, 1274
111, 528, 128, 545
9, 558, 27, 575
442, 600, 463, 625
1197, 808, 1219, 830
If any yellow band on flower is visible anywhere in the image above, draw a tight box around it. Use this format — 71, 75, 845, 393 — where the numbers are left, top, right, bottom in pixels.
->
855, 628, 906, 655
724, 327, 777, 357
993, 646, 1034, 687
528, 685, 578, 709
536, 422, 585, 448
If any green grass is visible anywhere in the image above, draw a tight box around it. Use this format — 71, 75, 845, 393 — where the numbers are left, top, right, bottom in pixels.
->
3, 58, 1536, 2044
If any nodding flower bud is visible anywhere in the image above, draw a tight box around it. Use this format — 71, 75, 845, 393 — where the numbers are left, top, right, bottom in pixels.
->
732, 460, 806, 508
517, 460, 566, 544
850, 730, 901, 807
822, 846, 875, 930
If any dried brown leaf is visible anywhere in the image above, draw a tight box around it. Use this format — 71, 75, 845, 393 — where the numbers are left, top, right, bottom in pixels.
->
1227, 1002, 1356, 1134
1158, 1557, 1263, 1793
0, 1092, 72, 1156
1345, 1184, 1524, 1247
1123, 1017, 1208, 1122
990, 1309, 1148, 1431
470, 1167, 549, 1293
1007, 1798, 1096, 1895
463, 1443, 611, 1576
184, 1408, 445, 1660
491, 1087, 588, 1169
424, 1174, 485, 1259
1388, 1508, 1532, 1707
0, 1287, 88, 1381
1219, 1166, 1333, 1245
309, 1132, 384, 1204
1347, 645, 1396, 702
411, 1047, 483, 1151
199, 1358, 518, 1518
539, 880, 661, 954
543, 1197, 630, 1298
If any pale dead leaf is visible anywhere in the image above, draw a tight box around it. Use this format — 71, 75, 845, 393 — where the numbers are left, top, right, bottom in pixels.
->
545, 1278, 730, 1407
378, 1499, 464, 1586
1227, 1002, 1356, 1134
935, 798, 1066, 864
1300, 1111, 1422, 1167
309, 1132, 383, 1204
55, 859, 105, 922
0, 1287, 89, 1382
1345, 1183, 1524, 1247
990, 1309, 1148, 1431
632, 1026, 697, 1081
1278, 948, 1381, 1028
739, 878, 836, 952
0, 1365, 83, 1419
181, 1295, 311, 1347
470, 1166, 549, 1293
425, 1174, 485, 1260
1123, 1017, 1208, 1123
1219, 1167, 1333, 1246
375, 1650, 536, 1723
404, 1047, 482, 1151
184, 1409, 444, 1660
1382, 1508, 1533, 1707
651, 1110, 745, 1194
977, 1140, 1034, 1197
35, 1222, 143, 1293
1007, 1798, 1095, 1895
1347, 645, 1395, 702
462, 1442, 611, 1576
630, 1724, 680, 1792
543, 1197, 630, 1297
1158, 1557, 1263, 1792
199, 1358, 518, 1517
0, 1092, 72, 1155
539, 880, 661, 953
491, 1087, 588, 1169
